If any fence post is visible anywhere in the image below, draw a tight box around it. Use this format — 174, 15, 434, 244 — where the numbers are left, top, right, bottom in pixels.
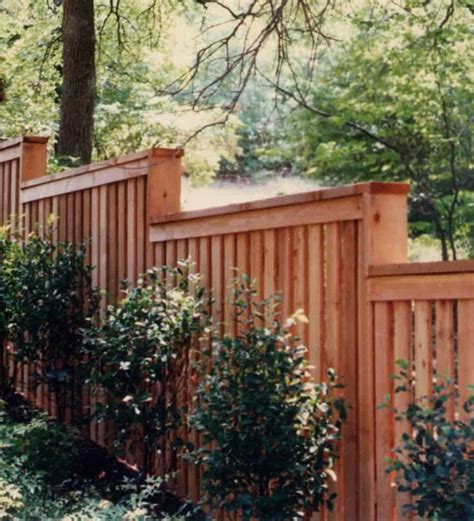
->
19, 136, 48, 182
147, 147, 184, 218
357, 183, 409, 520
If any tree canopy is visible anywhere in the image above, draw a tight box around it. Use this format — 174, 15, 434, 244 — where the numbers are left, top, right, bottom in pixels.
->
0, 0, 473, 257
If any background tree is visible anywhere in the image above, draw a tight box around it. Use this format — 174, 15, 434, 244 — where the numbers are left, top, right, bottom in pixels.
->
277, 1, 474, 259
57, 0, 96, 163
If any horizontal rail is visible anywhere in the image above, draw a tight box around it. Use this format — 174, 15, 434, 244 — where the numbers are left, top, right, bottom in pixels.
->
0, 135, 48, 151
150, 181, 409, 225
369, 259, 474, 277
368, 272, 474, 301
150, 195, 363, 241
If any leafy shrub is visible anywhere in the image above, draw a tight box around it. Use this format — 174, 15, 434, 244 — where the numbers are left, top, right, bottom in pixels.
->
0, 478, 23, 519
188, 279, 346, 520
0, 412, 79, 488
1, 220, 100, 421
0, 229, 11, 387
0, 398, 81, 490
387, 368, 474, 519
0, 398, 192, 520
83, 262, 210, 474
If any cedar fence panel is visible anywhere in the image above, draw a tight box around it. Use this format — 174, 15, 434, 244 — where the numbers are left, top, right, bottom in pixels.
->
368, 264, 474, 519
0, 136, 473, 520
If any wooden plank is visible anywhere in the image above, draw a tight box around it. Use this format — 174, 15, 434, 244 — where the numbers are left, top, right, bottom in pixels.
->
187, 237, 200, 502
369, 259, 474, 277
150, 182, 408, 226
165, 240, 177, 280
127, 179, 136, 283
374, 302, 394, 521
176, 239, 187, 264
292, 226, 307, 342
188, 238, 199, 273
223, 234, 236, 334
176, 240, 189, 497
3, 161, 10, 224
211, 235, 224, 333
150, 196, 363, 242
82, 190, 91, 265
107, 184, 118, 301
325, 223, 341, 375
340, 221, 358, 521
357, 198, 376, 520
66, 193, 75, 241
263, 229, 276, 300
235, 232, 249, 276
153, 242, 165, 269
307, 224, 324, 380
249, 230, 263, 298
198, 237, 210, 287
368, 273, 474, 301
393, 301, 413, 519
51, 196, 59, 243
414, 301, 433, 400
435, 300, 454, 420
276, 227, 292, 322
116, 182, 127, 286
98, 185, 108, 446
325, 222, 341, 521
20, 147, 157, 188
90, 187, 100, 443
38, 198, 45, 236
21, 161, 150, 202
59, 195, 67, 242
10, 159, 18, 221
457, 299, 474, 422
136, 177, 146, 276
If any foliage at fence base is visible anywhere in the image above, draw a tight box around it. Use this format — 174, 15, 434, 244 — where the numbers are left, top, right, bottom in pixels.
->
0, 221, 100, 423
83, 263, 210, 476
387, 367, 474, 520
187, 280, 346, 520
0, 394, 190, 520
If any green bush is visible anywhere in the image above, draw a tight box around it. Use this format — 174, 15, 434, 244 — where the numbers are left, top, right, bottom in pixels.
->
387, 368, 474, 519
188, 279, 346, 520
0, 399, 190, 520
83, 262, 210, 475
0, 229, 11, 387
1, 220, 100, 422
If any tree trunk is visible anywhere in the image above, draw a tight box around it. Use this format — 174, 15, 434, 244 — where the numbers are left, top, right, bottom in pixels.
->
57, 0, 96, 164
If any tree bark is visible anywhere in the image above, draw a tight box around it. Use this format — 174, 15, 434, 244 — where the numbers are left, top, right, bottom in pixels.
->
57, 0, 96, 164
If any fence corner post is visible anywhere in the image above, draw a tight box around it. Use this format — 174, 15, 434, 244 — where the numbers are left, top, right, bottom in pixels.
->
147, 147, 183, 218
364, 183, 410, 267
356, 181, 410, 519
20, 136, 48, 182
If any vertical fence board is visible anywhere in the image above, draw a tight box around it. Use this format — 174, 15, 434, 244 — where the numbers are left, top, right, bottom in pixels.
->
435, 300, 455, 420
457, 299, 474, 422
374, 301, 394, 521
340, 220, 358, 521
392, 301, 413, 518
307, 224, 325, 380
414, 301, 433, 400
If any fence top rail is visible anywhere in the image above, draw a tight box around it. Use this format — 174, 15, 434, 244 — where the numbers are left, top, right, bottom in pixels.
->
0, 135, 48, 152
369, 259, 474, 278
150, 181, 409, 225
21, 146, 183, 189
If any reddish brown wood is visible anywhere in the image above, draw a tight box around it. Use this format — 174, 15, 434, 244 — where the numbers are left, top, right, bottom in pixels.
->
2, 139, 474, 520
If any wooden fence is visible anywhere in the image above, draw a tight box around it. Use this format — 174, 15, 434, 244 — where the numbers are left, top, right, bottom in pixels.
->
0, 136, 473, 520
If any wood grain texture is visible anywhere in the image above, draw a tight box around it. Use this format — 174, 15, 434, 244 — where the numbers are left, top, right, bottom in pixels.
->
2, 140, 474, 520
